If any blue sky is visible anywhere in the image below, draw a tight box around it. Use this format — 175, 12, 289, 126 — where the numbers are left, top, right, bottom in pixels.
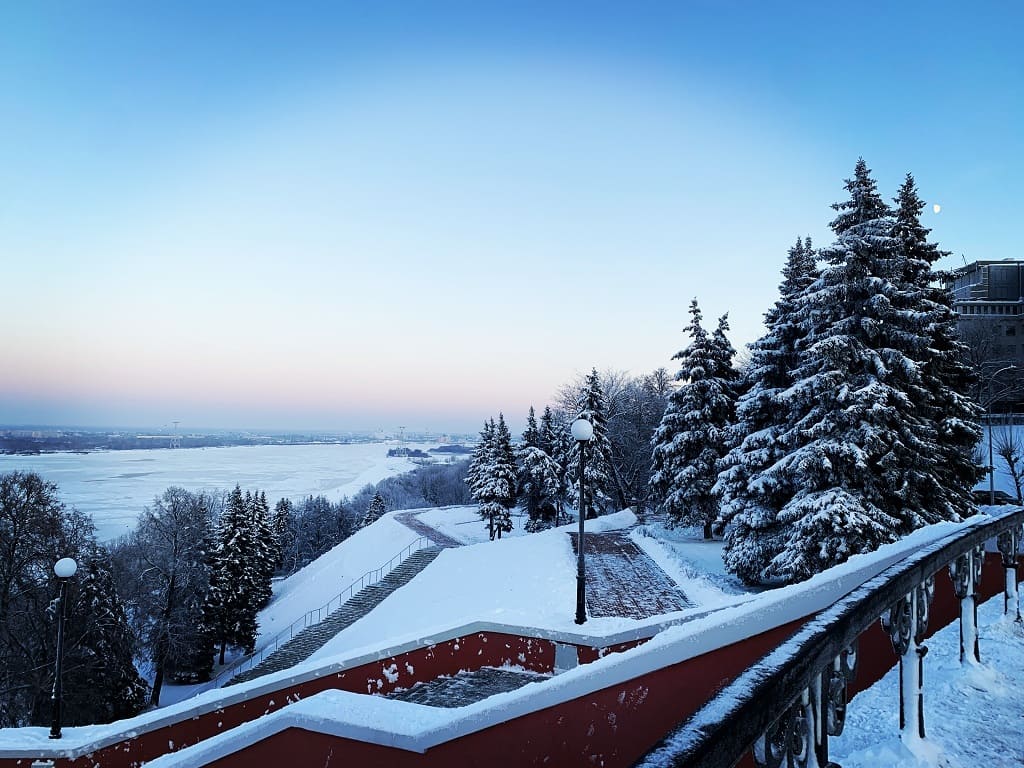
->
2, 1, 1021, 432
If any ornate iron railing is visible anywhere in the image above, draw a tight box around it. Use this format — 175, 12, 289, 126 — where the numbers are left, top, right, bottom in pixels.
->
636, 508, 1023, 768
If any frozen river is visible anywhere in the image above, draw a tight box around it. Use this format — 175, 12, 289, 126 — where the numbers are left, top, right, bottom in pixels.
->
0, 443, 427, 542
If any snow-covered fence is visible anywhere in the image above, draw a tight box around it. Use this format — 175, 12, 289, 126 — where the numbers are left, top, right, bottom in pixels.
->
635, 507, 1024, 768
207, 536, 432, 686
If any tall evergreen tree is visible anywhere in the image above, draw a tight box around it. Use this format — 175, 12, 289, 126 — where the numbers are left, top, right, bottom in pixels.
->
518, 406, 557, 529
249, 491, 275, 610
518, 406, 562, 531
203, 486, 259, 663
650, 300, 738, 537
476, 413, 517, 539
891, 174, 983, 519
465, 419, 495, 503
361, 492, 387, 528
541, 406, 570, 525
64, 542, 149, 723
766, 159, 949, 582
272, 497, 294, 572
567, 369, 615, 517
522, 406, 540, 449
716, 237, 819, 582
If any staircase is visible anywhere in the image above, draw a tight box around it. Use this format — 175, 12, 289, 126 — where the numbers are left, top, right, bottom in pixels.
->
228, 547, 444, 685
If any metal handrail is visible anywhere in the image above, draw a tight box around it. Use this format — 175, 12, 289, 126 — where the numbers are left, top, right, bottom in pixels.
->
636, 507, 1024, 768
207, 536, 431, 686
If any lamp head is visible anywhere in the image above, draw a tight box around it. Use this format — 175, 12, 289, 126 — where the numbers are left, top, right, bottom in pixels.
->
571, 418, 594, 442
54, 558, 78, 579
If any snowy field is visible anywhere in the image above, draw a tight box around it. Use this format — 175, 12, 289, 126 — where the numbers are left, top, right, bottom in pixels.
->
0, 442, 430, 541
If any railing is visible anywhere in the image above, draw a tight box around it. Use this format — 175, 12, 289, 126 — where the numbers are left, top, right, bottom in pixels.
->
635, 507, 1024, 768
207, 536, 432, 686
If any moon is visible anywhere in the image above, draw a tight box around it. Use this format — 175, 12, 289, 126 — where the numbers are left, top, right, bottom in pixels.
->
933, 204, 942, 214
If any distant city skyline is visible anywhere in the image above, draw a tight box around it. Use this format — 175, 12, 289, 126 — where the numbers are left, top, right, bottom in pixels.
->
3, 2, 1021, 434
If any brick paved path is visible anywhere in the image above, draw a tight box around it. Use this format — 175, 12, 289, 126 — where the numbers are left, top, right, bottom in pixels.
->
394, 510, 463, 548
568, 530, 693, 619
385, 667, 550, 708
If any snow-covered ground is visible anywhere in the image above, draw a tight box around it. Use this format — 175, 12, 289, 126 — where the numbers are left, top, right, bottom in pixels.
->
833, 595, 1024, 768
631, 523, 754, 602
414, 504, 532, 544
0, 442, 429, 540
307, 509, 750, 662
256, 512, 423, 646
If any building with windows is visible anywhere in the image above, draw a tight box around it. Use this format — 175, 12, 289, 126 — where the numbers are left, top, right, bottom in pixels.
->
947, 259, 1024, 366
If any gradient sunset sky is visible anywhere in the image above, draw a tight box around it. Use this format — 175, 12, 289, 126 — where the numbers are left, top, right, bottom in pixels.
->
2, 1, 1021, 433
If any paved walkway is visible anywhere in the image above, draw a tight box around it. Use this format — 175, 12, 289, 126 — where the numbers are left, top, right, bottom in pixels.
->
394, 510, 463, 548
385, 667, 550, 708
568, 530, 694, 619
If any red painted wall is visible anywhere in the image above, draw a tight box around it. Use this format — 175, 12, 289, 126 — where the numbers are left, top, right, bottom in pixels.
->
0, 632, 555, 768
576, 637, 648, 664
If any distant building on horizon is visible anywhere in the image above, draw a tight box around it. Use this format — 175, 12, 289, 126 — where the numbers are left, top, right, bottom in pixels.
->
947, 259, 1024, 367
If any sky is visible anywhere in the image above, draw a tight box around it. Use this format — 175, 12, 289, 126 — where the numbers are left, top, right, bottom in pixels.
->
2, 1, 1021, 433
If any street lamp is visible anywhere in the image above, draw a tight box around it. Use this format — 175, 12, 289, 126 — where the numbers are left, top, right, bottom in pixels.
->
49, 557, 77, 740
571, 417, 594, 625
986, 365, 1018, 506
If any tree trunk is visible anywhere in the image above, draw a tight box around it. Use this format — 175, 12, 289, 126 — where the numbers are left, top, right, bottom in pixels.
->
219, 640, 226, 666
703, 521, 713, 540
151, 651, 165, 707
151, 572, 177, 707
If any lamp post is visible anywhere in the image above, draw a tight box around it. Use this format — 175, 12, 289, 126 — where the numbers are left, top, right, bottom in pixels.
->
571, 417, 594, 625
49, 557, 77, 740
986, 365, 1018, 506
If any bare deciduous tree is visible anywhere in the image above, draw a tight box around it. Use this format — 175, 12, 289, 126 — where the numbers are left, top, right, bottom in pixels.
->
993, 417, 1024, 503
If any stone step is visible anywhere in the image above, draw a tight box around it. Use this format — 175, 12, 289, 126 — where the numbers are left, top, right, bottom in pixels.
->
227, 547, 443, 685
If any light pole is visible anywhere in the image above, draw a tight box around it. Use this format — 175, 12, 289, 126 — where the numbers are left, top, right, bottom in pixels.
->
571, 417, 593, 625
49, 557, 77, 740
986, 365, 1018, 505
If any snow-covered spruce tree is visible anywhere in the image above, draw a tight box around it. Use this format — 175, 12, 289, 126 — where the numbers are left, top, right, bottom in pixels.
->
766, 159, 950, 582
272, 497, 294, 572
465, 419, 494, 505
203, 485, 260, 663
540, 406, 570, 525
523, 406, 540, 449
518, 406, 561, 531
567, 369, 615, 518
362, 492, 387, 528
64, 541, 149, 724
518, 409, 562, 532
891, 174, 983, 519
517, 407, 543, 519
651, 300, 738, 538
716, 237, 819, 583
476, 414, 517, 539
249, 490, 275, 610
